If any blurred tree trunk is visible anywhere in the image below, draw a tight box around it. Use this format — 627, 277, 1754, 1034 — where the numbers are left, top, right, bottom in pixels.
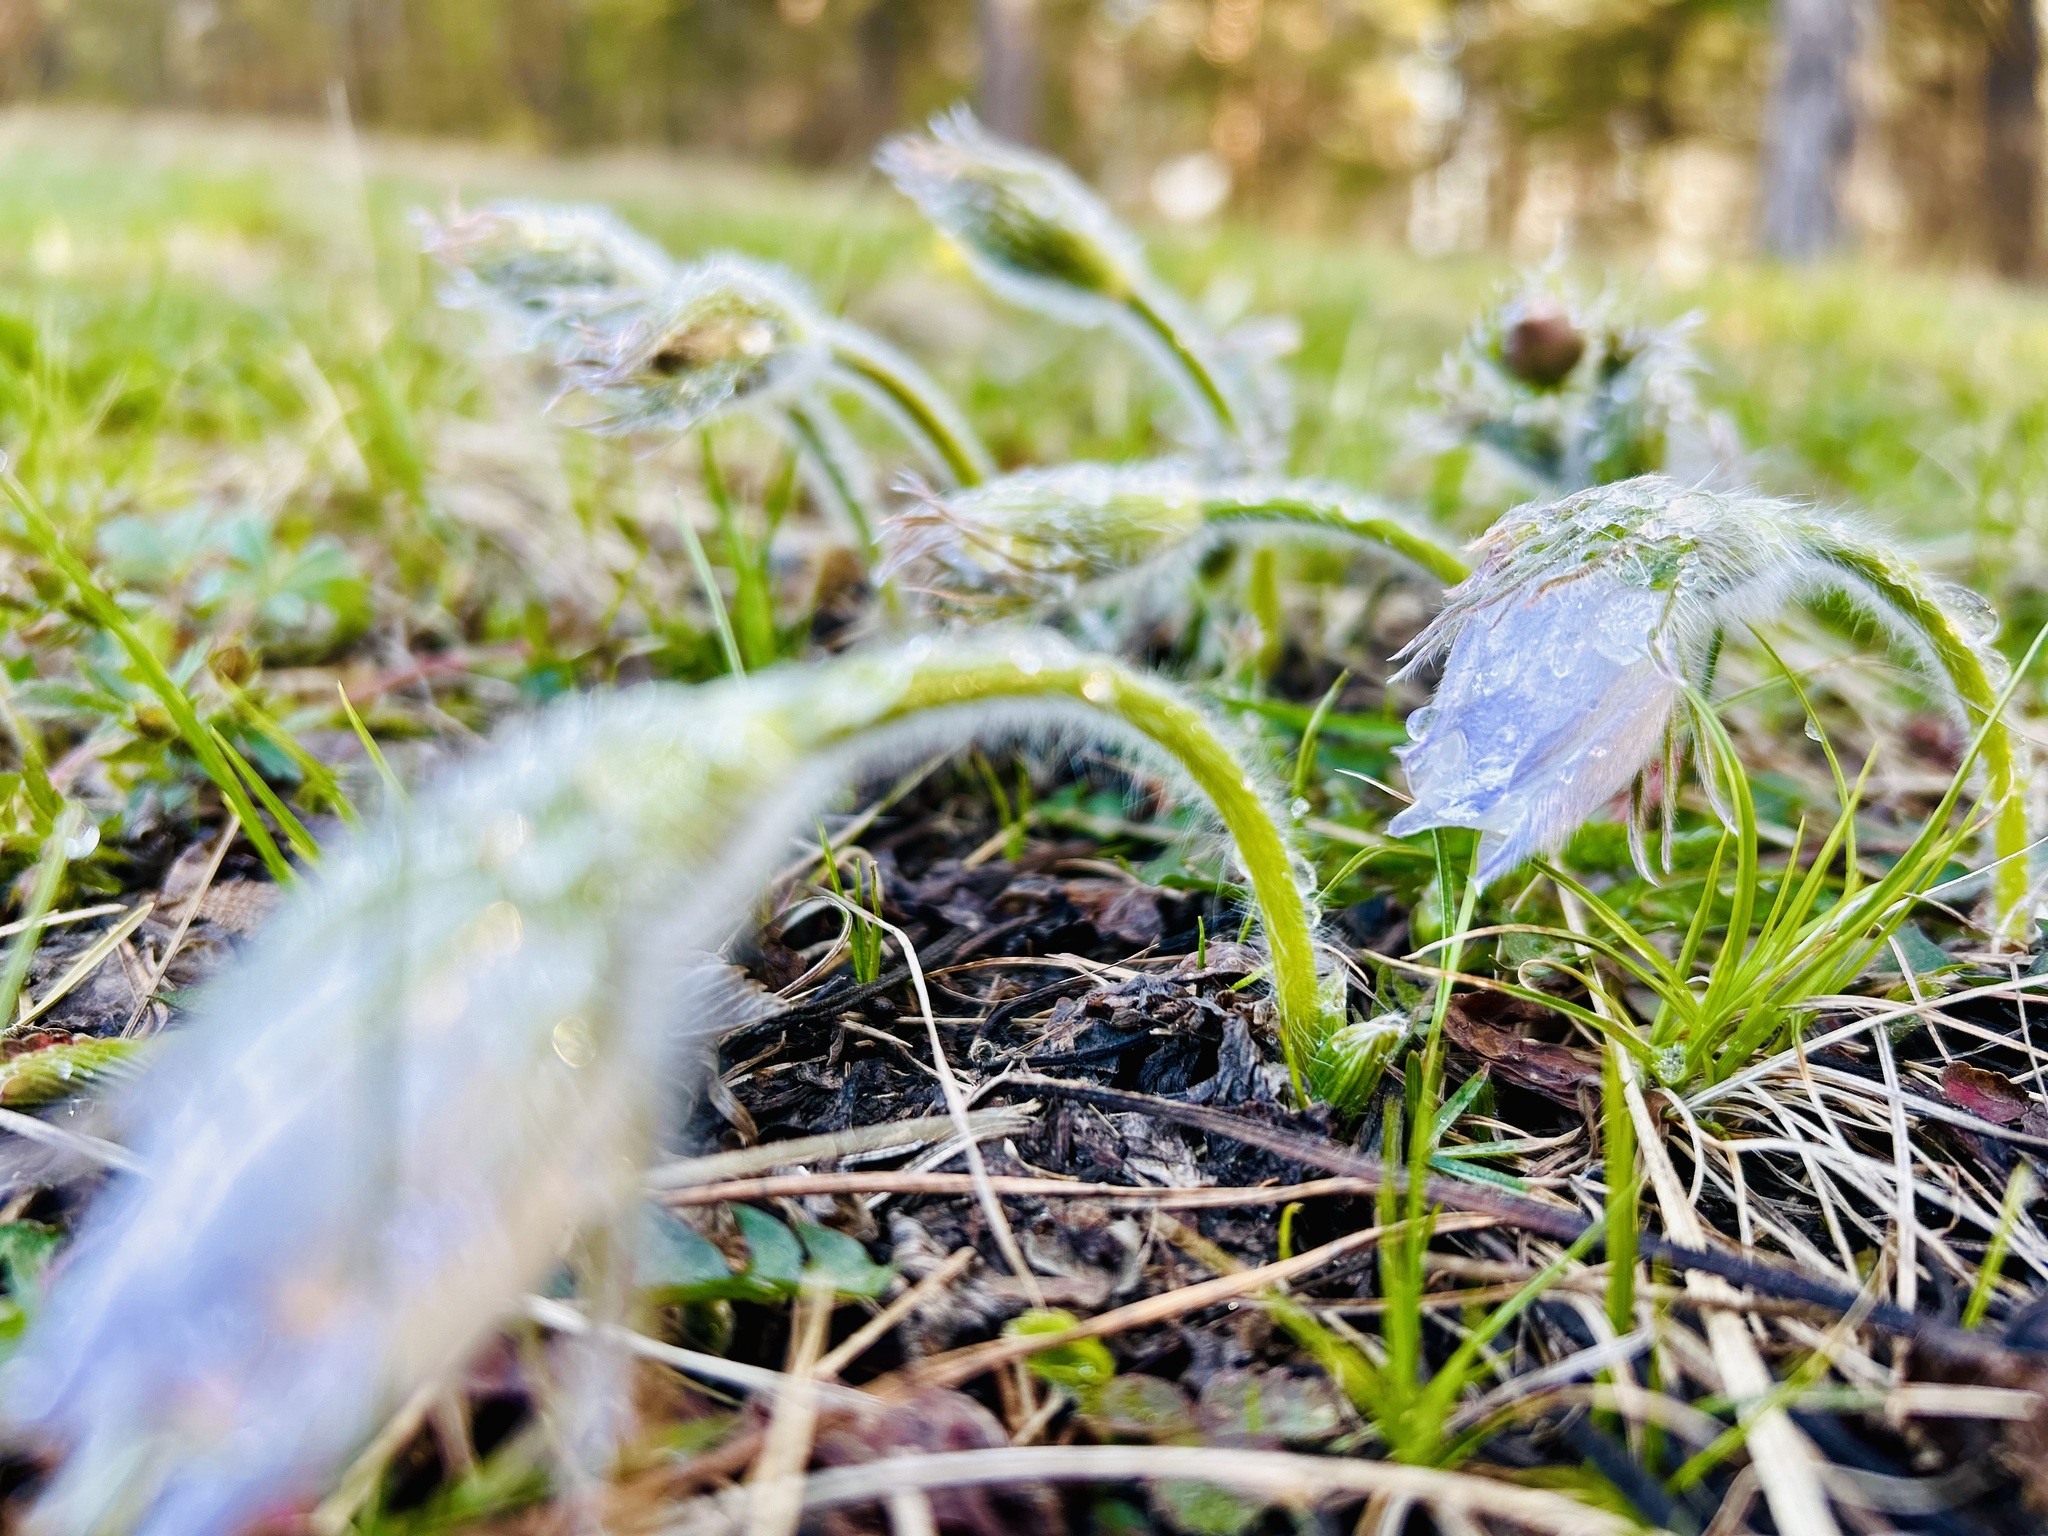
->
0, 0, 50, 98
1760, 0, 1861, 259
1984, 0, 2044, 279
856, 0, 904, 147
975, 0, 1039, 143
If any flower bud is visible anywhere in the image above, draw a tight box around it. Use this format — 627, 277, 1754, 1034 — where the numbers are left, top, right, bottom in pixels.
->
880, 463, 1209, 611
1499, 301, 1586, 388
575, 257, 831, 434
877, 108, 1148, 317
420, 201, 675, 354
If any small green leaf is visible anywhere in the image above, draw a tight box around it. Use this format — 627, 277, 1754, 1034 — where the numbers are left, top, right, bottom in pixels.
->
1152, 1479, 1263, 1536
0, 1221, 57, 1293
733, 1205, 804, 1291
795, 1222, 893, 1299
1081, 1374, 1199, 1441
1889, 922, 1960, 977
638, 1206, 737, 1299
1196, 1369, 1343, 1446
1005, 1308, 1115, 1392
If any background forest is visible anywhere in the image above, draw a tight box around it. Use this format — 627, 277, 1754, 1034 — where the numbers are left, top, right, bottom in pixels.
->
3, 0, 2045, 277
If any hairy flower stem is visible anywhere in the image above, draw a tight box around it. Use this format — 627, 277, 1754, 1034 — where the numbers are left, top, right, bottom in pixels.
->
827, 327, 993, 487
878, 651, 1323, 1086
1202, 495, 1474, 586
1802, 528, 2032, 942
11, 632, 1322, 1536
1124, 289, 1244, 447
782, 401, 878, 549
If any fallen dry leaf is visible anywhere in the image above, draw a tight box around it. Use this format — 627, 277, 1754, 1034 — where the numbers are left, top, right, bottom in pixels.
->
1442, 992, 1600, 1104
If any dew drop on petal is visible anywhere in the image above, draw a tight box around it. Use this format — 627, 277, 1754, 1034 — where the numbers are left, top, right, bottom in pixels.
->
551, 1015, 595, 1069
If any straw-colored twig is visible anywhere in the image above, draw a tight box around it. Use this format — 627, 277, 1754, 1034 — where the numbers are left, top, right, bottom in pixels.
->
744, 1283, 834, 1536
674, 1444, 1645, 1536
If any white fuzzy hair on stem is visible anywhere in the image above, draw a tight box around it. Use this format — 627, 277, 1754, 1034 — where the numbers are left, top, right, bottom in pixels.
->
3, 629, 1322, 1536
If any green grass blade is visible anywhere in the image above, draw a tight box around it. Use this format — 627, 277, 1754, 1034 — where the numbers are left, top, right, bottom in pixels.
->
1, 463, 295, 883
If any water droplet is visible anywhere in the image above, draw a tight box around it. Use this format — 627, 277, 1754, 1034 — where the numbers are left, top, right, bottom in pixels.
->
1804, 719, 1823, 742
552, 1016, 595, 1069
1290, 797, 1311, 821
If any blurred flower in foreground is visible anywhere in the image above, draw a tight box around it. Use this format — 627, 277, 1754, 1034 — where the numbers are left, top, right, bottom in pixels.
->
1389, 476, 2024, 912
1433, 282, 1715, 492
880, 460, 1467, 613
5, 630, 1324, 1535
878, 108, 1281, 463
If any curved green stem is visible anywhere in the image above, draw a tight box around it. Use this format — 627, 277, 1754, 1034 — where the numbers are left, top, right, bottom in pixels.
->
826, 325, 993, 487
783, 399, 878, 550
852, 649, 1324, 1092
1123, 287, 1245, 448
1803, 527, 2032, 944
1203, 494, 1473, 586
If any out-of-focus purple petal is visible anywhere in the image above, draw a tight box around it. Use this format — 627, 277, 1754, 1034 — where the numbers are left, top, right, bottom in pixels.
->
1389, 572, 1680, 885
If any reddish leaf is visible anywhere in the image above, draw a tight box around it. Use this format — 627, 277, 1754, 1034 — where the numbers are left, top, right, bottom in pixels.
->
1940, 1062, 2039, 1127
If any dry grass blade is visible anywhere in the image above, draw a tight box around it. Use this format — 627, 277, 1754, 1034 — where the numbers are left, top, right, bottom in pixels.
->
818, 892, 1043, 1307
813, 1247, 976, 1381
14, 901, 154, 1031
124, 816, 239, 1037
744, 1283, 833, 1536
644, 1107, 1033, 1190
878, 1212, 1494, 1394
659, 1172, 1396, 1208
0, 1105, 143, 1175
677, 1444, 1648, 1536
1618, 1048, 1843, 1536
523, 1296, 872, 1411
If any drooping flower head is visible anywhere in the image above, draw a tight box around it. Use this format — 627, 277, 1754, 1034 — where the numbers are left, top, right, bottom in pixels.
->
1434, 281, 1710, 492
424, 203, 985, 503
877, 109, 1278, 462
877, 106, 1151, 318
880, 461, 1465, 614
568, 256, 832, 435
1389, 476, 2009, 888
420, 201, 677, 356
881, 463, 1210, 612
